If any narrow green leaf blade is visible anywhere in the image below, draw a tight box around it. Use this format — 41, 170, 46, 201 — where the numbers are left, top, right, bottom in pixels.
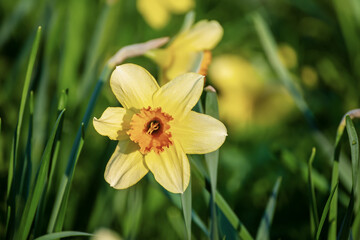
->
205, 88, 220, 240
345, 116, 359, 187
34, 231, 93, 240
16, 109, 65, 240
328, 122, 347, 240
51, 123, 85, 232
316, 184, 339, 240
16, 26, 42, 159
308, 148, 319, 237
189, 157, 253, 240
337, 116, 359, 240
256, 177, 282, 240
181, 180, 192, 240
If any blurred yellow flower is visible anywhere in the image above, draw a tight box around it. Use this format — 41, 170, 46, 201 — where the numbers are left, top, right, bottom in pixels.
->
301, 66, 318, 88
146, 20, 223, 85
137, 0, 194, 29
277, 44, 298, 69
209, 54, 294, 130
93, 64, 227, 193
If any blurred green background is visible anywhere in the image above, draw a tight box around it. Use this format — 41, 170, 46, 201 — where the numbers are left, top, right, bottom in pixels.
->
1, 0, 360, 239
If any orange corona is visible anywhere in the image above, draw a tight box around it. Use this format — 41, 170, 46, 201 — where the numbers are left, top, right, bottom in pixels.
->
127, 107, 173, 154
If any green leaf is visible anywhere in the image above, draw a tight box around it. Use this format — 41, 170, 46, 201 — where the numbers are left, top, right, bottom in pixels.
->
49, 123, 85, 233
123, 186, 143, 239
181, 180, 192, 240
345, 116, 359, 188
256, 177, 282, 240
15, 26, 42, 162
353, 209, 360, 239
205, 88, 220, 240
337, 116, 359, 240
328, 124, 344, 240
34, 231, 93, 240
6, 28, 42, 239
316, 184, 338, 240
307, 148, 319, 237
16, 109, 65, 240
189, 157, 253, 240
50, 64, 112, 232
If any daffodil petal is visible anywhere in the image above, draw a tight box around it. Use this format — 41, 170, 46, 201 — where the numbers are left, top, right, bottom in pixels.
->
145, 140, 190, 193
172, 111, 227, 154
172, 20, 223, 51
105, 140, 148, 189
137, 0, 170, 29
93, 107, 134, 140
165, 52, 196, 82
110, 64, 159, 109
153, 72, 204, 120
164, 0, 194, 13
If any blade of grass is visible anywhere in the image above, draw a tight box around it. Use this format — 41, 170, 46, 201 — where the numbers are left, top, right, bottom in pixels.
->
46, 89, 68, 197
48, 64, 112, 232
256, 177, 282, 240
328, 123, 345, 240
252, 12, 352, 192
6, 26, 42, 239
48, 123, 85, 233
205, 87, 220, 240
34, 89, 68, 235
123, 186, 143, 239
18, 91, 34, 208
316, 184, 339, 240
308, 148, 319, 237
152, 177, 209, 237
34, 231, 93, 240
15, 109, 65, 240
15, 26, 42, 163
337, 116, 359, 240
188, 155, 253, 240
181, 180, 192, 240
345, 116, 359, 190
353, 208, 360, 239
332, 0, 360, 77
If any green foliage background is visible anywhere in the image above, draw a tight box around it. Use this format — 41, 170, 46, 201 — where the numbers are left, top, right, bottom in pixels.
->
1, 0, 360, 239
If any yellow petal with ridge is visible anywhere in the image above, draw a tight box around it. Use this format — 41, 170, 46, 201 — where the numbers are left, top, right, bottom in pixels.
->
105, 140, 148, 189
145, 140, 190, 193
110, 64, 159, 110
93, 107, 134, 140
171, 20, 223, 51
172, 111, 227, 154
153, 72, 204, 120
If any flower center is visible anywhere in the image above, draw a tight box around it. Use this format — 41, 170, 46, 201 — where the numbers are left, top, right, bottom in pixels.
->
127, 107, 173, 154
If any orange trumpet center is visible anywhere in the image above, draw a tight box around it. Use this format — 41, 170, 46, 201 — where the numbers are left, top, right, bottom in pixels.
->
127, 107, 173, 154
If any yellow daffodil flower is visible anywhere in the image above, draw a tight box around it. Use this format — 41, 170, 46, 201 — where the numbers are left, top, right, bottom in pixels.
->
93, 64, 227, 193
209, 54, 294, 131
137, 0, 194, 29
146, 20, 223, 85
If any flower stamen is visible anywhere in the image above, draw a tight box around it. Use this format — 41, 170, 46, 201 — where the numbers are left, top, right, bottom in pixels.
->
147, 121, 160, 135
127, 107, 173, 154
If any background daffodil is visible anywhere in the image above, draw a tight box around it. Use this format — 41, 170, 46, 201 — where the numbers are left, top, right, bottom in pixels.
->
209, 54, 294, 131
137, 0, 194, 29
93, 64, 227, 193
146, 19, 223, 85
